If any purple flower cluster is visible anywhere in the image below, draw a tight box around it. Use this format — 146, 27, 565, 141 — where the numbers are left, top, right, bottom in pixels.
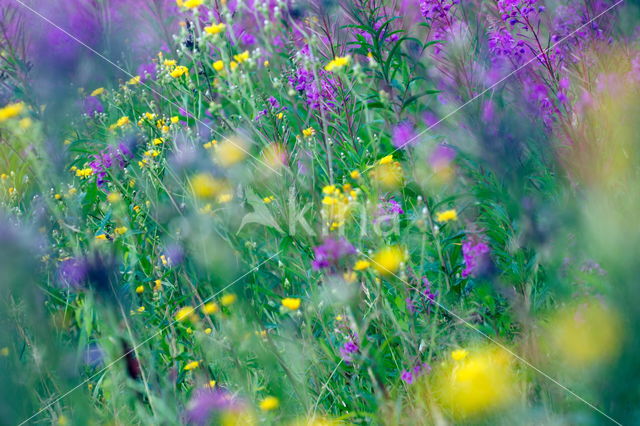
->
400, 362, 431, 384
289, 68, 339, 110
83, 95, 104, 117
420, 0, 459, 21
186, 388, 240, 425
312, 237, 356, 271
406, 277, 437, 314
488, 27, 528, 63
58, 257, 88, 288
523, 79, 560, 127
391, 121, 418, 149
496, 0, 542, 28
256, 96, 285, 120
339, 339, 359, 364
419, 0, 459, 54
375, 197, 404, 224
461, 237, 491, 278
89, 141, 135, 186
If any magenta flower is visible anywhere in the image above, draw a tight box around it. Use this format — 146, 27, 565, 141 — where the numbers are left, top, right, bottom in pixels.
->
312, 237, 356, 271
461, 237, 491, 278
339, 340, 359, 364
392, 121, 418, 149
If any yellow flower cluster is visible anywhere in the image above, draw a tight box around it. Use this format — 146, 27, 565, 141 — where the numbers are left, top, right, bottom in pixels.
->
369, 155, 403, 190
109, 116, 130, 130
170, 65, 189, 78
321, 184, 358, 230
434, 346, 519, 419
371, 246, 406, 276
204, 22, 226, 35
281, 297, 301, 310
324, 56, 350, 72
435, 209, 457, 223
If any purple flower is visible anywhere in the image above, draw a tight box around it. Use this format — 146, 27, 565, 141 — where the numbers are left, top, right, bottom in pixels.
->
312, 237, 356, 271
137, 62, 157, 82
461, 237, 491, 278
83, 95, 104, 116
186, 388, 239, 425
375, 197, 404, 224
339, 340, 359, 364
89, 142, 136, 187
401, 362, 431, 384
428, 144, 456, 170
58, 257, 88, 288
289, 68, 339, 111
392, 121, 418, 149
400, 370, 414, 384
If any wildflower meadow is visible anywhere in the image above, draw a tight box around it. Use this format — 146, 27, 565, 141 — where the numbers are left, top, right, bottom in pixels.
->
1, 0, 640, 424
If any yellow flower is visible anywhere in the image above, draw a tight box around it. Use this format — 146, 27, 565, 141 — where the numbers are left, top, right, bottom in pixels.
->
218, 193, 233, 203
170, 65, 189, 78
435, 346, 518, 419
353, 260, 370, 271
213, 60, 225, 72
114, 226, 128, 235
54, 193, 62, 200
276, 112, 284, 119
221, 293, 237, 306
259, 396, 280, 411
0, 347, 9, 356
175, 306, 196, 322
153, 279, 162, 291
372, 246, 406, 276
0, 102, 25, 122
263, 60, 270, 67
350, 170, 361, 179
324, 55, 350, 72
115, 116, 130, 128
233, 50, 250, 63
215, 136, 247, 167
75, 168, 93, 178
281, 298, 301, 310
135, 285, 144, 294
182, 0, 203, 8
204, 23, 226, 35
451, 349, 468, 361
163, 59, 177, 67
302, 127, 316, 138
369, 161, 403, 190
107, 192, 121, 203
171, 116, 180, 124
190, 173, 224, 199
153, 138, 164, 145
229, 61, 238, 71
144, 149, 160, 157
379, 155, 393, 165
546, 300, 622, 367
90, 87, 105, 96
184, 360, 200, 371
263, 196, 275, 203
435, 209, 457, 223
127, 75, 141, 85
137, 306, 146, 313
204, 327, 212, 334
343, 271, 357, 283
95, 234, 108, 241
202, 302, 219, 314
